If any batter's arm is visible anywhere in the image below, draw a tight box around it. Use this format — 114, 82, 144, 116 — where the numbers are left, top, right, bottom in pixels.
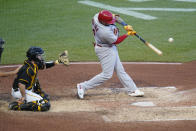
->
113, 34, 128, 45
113, 14, 134, 31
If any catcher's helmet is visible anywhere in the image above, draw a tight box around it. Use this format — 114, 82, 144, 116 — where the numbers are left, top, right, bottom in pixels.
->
98, 10, 115, 25
26, 46, 45, 69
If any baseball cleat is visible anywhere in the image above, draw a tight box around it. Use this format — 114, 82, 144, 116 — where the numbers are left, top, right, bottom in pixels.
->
128, 89, 144, 97
76, 84, 84, 99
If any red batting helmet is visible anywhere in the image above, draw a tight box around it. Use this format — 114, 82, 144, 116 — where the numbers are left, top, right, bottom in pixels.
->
98, 10, 115, 25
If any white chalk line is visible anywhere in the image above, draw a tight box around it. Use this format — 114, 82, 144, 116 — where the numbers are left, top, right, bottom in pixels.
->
130, 118, 196, 122
78, 0, 196, 20
102, 115, 196, 122
128, 0, 153, 2
174, 0, 196, 2
78, 0, 156, 20
0, 65, 21, 68
128, 0, 196, 3
71, 62, 182, 65
0, 62, 182, 68
102, 105, 196, 122
123, 8, 196, 12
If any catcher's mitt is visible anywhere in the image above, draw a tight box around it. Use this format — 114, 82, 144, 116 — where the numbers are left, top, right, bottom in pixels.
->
56, 50, 69, 66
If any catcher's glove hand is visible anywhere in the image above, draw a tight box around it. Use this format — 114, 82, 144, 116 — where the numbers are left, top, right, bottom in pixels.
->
55, 50, 69, 66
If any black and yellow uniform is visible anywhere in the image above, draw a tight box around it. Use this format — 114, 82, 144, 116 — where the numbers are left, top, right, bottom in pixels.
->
13, 60, 38, 91
9, 46, 56, 112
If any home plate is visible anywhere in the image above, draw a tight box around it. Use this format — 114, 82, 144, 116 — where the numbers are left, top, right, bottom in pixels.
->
131, 101, 155, 107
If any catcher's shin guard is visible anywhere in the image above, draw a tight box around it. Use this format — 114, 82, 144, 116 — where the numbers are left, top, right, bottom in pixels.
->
9, 100, 50, 112
9, 101, 38, 111
30, 100, 50, 111
9, 101, 21, 110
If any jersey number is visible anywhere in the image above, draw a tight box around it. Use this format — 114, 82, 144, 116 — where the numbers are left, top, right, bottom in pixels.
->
92, 19, 98, 36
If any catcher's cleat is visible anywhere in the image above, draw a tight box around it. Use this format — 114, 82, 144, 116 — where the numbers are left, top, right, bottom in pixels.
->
76, 84, 84, 99
128, 89, 144, 97
9, 101, 20, 110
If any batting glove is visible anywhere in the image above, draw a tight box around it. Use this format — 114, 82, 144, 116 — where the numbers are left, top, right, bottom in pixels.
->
124, 25, 133, 31
127, 30, 136, 36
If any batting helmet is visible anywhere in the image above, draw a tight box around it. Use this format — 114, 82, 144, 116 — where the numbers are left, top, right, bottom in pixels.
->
26, 46, 45, 69
98, 10, 115, 25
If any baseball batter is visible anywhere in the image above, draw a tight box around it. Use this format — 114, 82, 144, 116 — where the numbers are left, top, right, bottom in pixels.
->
77, 10, 144, 99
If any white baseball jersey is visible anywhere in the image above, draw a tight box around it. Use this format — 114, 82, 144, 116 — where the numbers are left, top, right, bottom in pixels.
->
79, 13, 138, 93
92, 13, 118, 45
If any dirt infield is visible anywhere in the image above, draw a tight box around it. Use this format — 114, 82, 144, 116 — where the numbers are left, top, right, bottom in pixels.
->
0, 61, 196, 131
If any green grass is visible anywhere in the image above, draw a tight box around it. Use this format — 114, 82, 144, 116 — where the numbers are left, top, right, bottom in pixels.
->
0, 0, 196, 64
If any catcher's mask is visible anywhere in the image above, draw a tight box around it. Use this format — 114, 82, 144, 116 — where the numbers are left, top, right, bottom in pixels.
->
26, 46, 45, 69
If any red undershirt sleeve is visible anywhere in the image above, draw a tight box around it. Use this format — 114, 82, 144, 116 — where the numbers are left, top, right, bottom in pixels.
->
113, 34, 128, 45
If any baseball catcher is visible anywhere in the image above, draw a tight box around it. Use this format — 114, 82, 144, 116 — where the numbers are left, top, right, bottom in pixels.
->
9, 46, 69, 111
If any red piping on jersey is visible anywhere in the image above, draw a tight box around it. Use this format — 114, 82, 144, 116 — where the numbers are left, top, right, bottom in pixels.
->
113, 34, 128, 45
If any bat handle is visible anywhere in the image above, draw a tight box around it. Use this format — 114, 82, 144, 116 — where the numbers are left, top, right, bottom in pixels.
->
135, 33, 146, 43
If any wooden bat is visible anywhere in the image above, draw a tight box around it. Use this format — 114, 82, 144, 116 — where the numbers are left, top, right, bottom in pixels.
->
115, 16, 163, 55
134, 33, 163, 56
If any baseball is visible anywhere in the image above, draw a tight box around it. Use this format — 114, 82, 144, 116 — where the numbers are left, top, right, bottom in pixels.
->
168, 37, 174, 43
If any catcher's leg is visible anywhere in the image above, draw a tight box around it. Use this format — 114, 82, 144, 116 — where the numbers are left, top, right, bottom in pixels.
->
33, 80, 50, 101
9, 100, 50, 111
8, 101, 35, 111
9, 101, 21, 110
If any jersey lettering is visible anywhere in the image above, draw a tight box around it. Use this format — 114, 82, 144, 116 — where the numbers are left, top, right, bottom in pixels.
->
113, 28, 118, 36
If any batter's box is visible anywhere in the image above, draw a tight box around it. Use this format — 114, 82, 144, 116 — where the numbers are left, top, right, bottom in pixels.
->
49, 86, 196, 122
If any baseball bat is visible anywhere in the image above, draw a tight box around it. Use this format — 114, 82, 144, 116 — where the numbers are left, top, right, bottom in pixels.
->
115, 17, 163, 56
134, 33, 163, 56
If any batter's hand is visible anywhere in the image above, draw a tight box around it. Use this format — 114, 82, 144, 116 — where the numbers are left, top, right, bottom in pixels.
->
127, 30, 136, 36
124, 25, 133, 31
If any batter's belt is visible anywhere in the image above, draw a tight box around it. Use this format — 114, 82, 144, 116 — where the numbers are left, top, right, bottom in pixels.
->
93, 42, 113, 47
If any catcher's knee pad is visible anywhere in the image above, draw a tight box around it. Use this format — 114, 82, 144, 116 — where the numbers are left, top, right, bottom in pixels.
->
42, 93, 50, 101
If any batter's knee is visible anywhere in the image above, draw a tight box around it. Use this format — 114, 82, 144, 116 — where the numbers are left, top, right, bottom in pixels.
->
102, 72, 113, 80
